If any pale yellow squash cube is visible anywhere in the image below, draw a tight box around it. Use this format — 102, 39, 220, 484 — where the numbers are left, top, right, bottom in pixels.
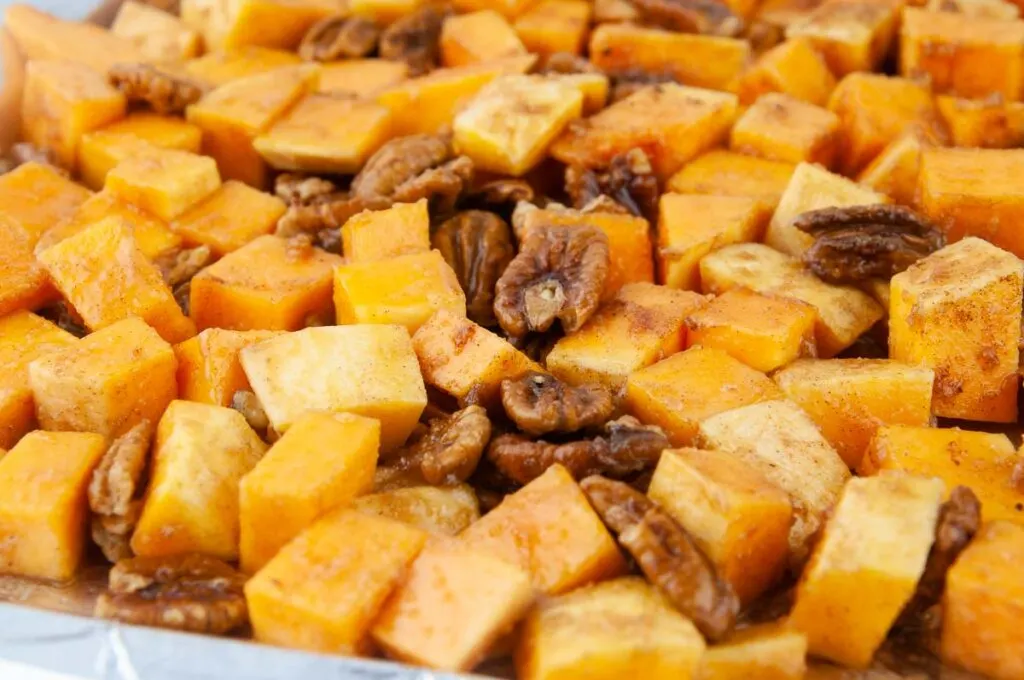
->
353, 485, 480, 535
183, 47, 303, 87
699, 624, 808, 680
786, 0, 898, 76
441, 10, 527, 67
318, 59, 409, 98
549, 72, 609, 115
341, 200, 430, 263
514, 0, 591, 56
171, 180, 287, 256
0, 162, 91, 248
111, 1, 203, 63
666, 151, 795, 210
174, 329, 282, 407
185, 0, 336, 51
240, 325, 426, 451
240, 412, 379, 573
790, 475, 943, 668
105, 148, 221, 223
730, 93, 841, 167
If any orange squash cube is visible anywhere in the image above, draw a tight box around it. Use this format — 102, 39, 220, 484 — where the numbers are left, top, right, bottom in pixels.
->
786, 0, 899, 76
549, 72, 609, 115
730, 92, 841, 167
441, 10, 527, 67
657, 193, 769, 290
111, 0, 203, 63
737, 37, 837, 106
699, 624, 808, 680
174, 329, 282, 406
342, 200, 430, 263
183, 47, 302, 87
372, 540, 536, 672
240, 412, 379, 573
0, 216, 53, 318
0, 431, 106, 581
20, 60, 126, 171
775, 359, 934, 469
28, 317, 177, 439
686, 287, 817, 371
857, 126, 938, 206
546, 283, 707, 390
937, 95, 1024, 149
648, 448, 793, 604
354, 485, 480, 534
349, 0, 427, 24
461, 464, 625, 594
38, 216, 195, 343
105, 148, 221, 223
625, 346, 784, 446
171, 180, 287, 256
451, 0, 538, 18
0, 161, 91, 247
318, 59, 409, 98
757, 0, 825, 32
245, 509, 428, 655
514, 0, 591, 56
190, 234, 342, 332
665, 150, 796, 208
184, 0, 336, 51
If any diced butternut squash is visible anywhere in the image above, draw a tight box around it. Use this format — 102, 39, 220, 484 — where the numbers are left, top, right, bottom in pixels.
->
665, 150, 796, 209
0, 431, 106, 581
78, 113, 203, 190
547, 283, 707, 391
625, 346, 784, 446
132, 400, 266, 560
551, 83, 738, 180
341, 200, 430, 263
241, 325, 426, 451
0, 161, 91, 247
899, 8, 1024, 101
350, 0, 426, 23
28, 317, 177, 439
174, 329, 282, 407
859, 425, 1024, 523
461, 464, 625, 594
38, 216, 195, 343
246, 509, 428, 654
937, 94, 1024, 149
318, 59, 409, 98
686, 287, 817, 372
941, 521, 1024, 680
697, 399, 851, 563
657, 193, 769, 291
183, 47, 303, 87
730, 92, 841, 167
240, 412, 379, 573
452, 0, 538, 18
514, 0, 591, 56
737, 37, 837, 106
105, 148, 221, 223
190, 234, 342, 331
354, 485, 480, 534
0, 215, 53, 317
789, 475, 943, 668
372, 540, 536, 672
453, 74, 582, 176
441, 10, 527, 67
699, 624, 808, 680
786, 0, 899, 76
4, 5, 144, 73
549, 72, 609, 115
649, 449, 792, 605
111, 1, 203, 63
890, 237, 1022, 422
413, 310, 539, 409
857, 126, 937, 206
700, 244, 884, 357
184, 0, 335, 51
171, 180, 287, 256
515, 577, 706, 680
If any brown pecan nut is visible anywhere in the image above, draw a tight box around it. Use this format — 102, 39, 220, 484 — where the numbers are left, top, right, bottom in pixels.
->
794, 204, 946, 284
91, 502, 143, 564
494, 224, 609, 337
231, 390, 270, 435
89, 421, 152, 518
463, 179, 535, 210
580, 475, 739, 641
607, 68, 679, 103
433, 210, 515, 327
108, 63, 206, 115
276, 194, 384, 238
565, 148, 660, 221
405, 405, 492, 485
632, 0, 744, 36
507, 329, 563, 365
379, 5, 450, 76
501, 371, 614, 436
155, 245, 213, 288
95, 554, 248, 635
299, 15, 380, 61
274, 173, 338, 205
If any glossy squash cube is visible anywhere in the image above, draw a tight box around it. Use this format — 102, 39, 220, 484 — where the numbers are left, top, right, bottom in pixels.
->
699, 624, 808, 680
665, 150, 796, 209
549, 72, 609, 115
937, 95, 1024, 149
353, 485, 480, 535
737, 37, 837, 106
786, 0, 899, 76
183, 47, 302, 87
185, 0, 336, 51
105, 148, 221, 223
174, 329, 282, 407
441, 10, 527, 67
111, 0, 203, 63
514, 0, 591, 56
0, 161, 91, 247
171, 180, 287, 256
350, 0, 427, 23
0, 216, 53, 318
730, 93, 841, 167
857, 126, 937, 206
341, 200, 430, 263
318, 59, 409, 98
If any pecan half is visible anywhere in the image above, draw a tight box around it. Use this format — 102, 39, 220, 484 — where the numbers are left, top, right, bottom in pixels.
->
88, 421, 152, 562
299, 15, 380, 61
276, 194, 381, 238
274, 173, 338, 205
352, 134, 474, 213
108, 63, 206, 115
379, 5, 450, 76
494, 225, 609, 337
581, 475, 739, 641
501, 371, 614, 436
507, 329, 563, 365
92, 502, 142, 564
632, 0, 744, 36
155, 245, 213, 289
433, 210, 515, 327
402, 405, 492, 485
794, 205, 946, 284
231, 390, 269, 436
566, 148, 660, 221
95, 554, 248, 635
463, 179, 535, 210
607, 68, 679, 103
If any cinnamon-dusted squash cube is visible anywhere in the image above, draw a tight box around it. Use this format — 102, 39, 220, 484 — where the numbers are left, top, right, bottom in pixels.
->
461, 464, 626, 594
857, 127, 937, 206
790, 475, 943, 668
550, 72, 609, 115
514, 0, 591, 56
38, 216, 195, 343
190, 234, 342, 332
453, 75, 582, 176
900, 8, 1024, 101
0, 431, 106, 581
452, 0, 538, 18
551, 83, 738, 180
700, 244, 885, 357
546, 283, 707, 391
737, 37, 837, 106
666, 150, 796, 208
21, 60, 126, 171
925, 0, 1020, 18
183, 47, 302, 87
132, 400, 266, 561
775, 359, 934, 469
372, 540, 536, 672
937, 95, 1024, 149
589, 23, 750, 93
174, 329, 282, 406
0, 162, 91, 248
625, 346, 784, 446
730, 93, 840, 167
700, 624, 808, 680
240, 325, 427, 451
354, 485, 480, 534
240, 412, 379, 573
318, 59, 409, 98
28, 317, 177, 439
441, 10, 527, 67
413, 310, 539, 409
657, 193, 769, 291
105, 149, 221, 223
0, 216, 53, 318
941, 521, 1024, 680
515, 577, 705, 680
890, 237, 1022, 422
342, 200, 430, 263
171, 180, 287, 256
648, 449, 793, 604
334, 250, 466, 333
786, 0, 899, 76
686, 287, 817, 372
111, 1, 203, 63
185, 0, 335, 51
